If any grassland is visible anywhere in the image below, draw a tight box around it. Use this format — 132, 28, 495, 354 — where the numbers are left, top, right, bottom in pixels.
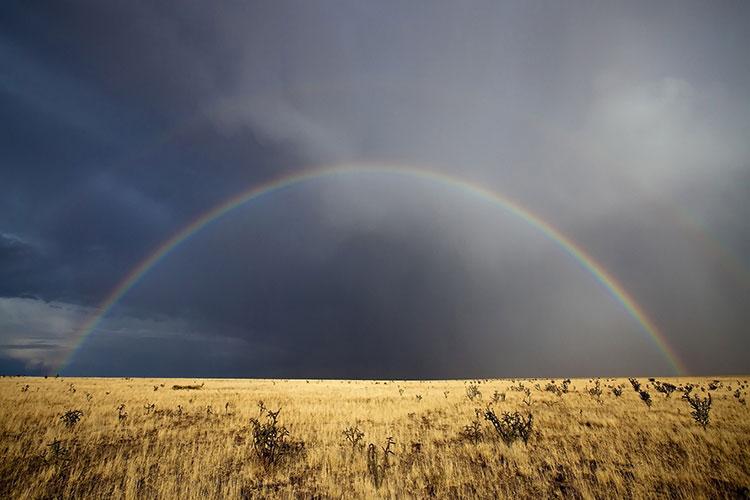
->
1, 376, 748, 498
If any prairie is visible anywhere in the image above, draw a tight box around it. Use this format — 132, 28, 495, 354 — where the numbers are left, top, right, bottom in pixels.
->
0, 376, 748, 498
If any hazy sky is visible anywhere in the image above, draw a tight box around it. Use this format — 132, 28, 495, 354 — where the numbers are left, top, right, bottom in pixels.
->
1, 1, 748, 378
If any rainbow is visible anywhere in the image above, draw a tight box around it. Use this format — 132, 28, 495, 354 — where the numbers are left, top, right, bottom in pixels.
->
59, 163, 687, 374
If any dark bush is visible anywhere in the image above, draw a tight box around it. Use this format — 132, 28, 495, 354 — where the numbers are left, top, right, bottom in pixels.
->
484, 408, 533, 445
367, 437, 395, 488
343, 425, 365, 448
466, 385, 482, 401
248, 402, 304, 467
60, 410, 83, 428
683, 392, 712, 429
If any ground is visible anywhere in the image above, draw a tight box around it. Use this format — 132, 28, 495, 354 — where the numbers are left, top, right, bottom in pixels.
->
1, 376, 748, 498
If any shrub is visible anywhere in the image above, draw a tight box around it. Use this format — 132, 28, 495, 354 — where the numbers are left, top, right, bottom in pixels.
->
683, 392, 712, 429
522, 388, 532, 406
466, 384, 482, 401
679, 383, 694, 394
561, 379, 571, 393
654, 381, 677, 398
45, 439, 70, 464
367, 437, 395, 488
491, 390, 506, 403
586, 380, 603, 403
117, 404, 127, 422
612, 386, 623, 397
639, 390, 652, 408
733, 389, 746, 406
248, 402, 304, 467
60, 410, 83, 428
484, 408, 533, 445
628, 378, 641, 392
343, 426, 365, 448
544, 382, 562, 397
460, 410, 484, 443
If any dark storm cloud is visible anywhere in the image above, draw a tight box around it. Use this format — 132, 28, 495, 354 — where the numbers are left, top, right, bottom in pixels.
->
1, 1, 748, 377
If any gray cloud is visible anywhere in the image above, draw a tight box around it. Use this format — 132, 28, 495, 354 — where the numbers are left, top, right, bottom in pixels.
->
1, 1, 748, 377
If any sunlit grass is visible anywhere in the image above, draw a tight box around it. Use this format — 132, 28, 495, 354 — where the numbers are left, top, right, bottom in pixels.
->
1, 376, 748, 498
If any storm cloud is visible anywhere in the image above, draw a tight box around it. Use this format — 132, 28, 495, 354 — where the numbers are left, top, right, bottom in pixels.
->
1, 1, 748, 377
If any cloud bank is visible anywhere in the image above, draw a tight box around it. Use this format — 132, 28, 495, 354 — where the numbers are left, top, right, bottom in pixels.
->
1, 1, 748, 377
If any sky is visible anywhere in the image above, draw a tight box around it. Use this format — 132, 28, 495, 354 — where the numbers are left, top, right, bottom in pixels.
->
1, 1, 748, 378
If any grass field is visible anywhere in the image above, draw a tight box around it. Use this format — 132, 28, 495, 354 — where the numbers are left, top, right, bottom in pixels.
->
1, 376, 748, 498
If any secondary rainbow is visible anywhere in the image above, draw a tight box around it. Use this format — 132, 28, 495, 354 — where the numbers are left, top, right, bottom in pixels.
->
59, 163, 687, 374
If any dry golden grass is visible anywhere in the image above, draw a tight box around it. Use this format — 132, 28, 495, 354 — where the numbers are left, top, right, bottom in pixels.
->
1, 376, 748, 498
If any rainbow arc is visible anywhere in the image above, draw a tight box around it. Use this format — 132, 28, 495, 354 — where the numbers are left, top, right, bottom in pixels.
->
59, 163, 687, 375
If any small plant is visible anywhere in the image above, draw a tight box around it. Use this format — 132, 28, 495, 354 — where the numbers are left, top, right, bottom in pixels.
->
522, 388, 532, 407
509, 382, 527, 392
707, 380, 721, 391
460, 410, 484, 443
415, 394, 423, 402
420, 415, 431, 428
491, 390, 506, 403
586, 380, 603, 403
654, 381, 677, 398
679, 383, 694, 394
466, 384, 482, 401
343, 426, 365, 448
484, 408, 533, 445
612, 386, 623, 397
733, 389, 746, 406
561, 379, 571, 393
443, 390, 450, 399
60, 410, 83, 428
367, 437, 395, 488
45, 439, 69, 464
638, 390, 652, 408
683, 392, 712, 429
117, 404, 127, 422
629, 378, 641, 392
248, 402, 304, 467
144, 403, 155, 414
544, 382, 562, 397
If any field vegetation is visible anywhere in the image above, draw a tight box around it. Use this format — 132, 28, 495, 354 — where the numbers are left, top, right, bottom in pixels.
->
1, 376, 748, 498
